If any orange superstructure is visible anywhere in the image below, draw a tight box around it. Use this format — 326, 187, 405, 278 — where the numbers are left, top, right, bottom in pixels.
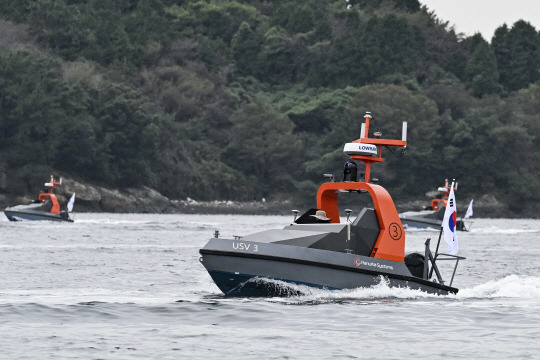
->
430, 179, 457, 211
316, 112, 407, 262
38, 175, 62, 214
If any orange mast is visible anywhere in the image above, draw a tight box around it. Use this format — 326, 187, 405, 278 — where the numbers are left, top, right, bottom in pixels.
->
316, 113, 408, 262
350, 112, 407, 183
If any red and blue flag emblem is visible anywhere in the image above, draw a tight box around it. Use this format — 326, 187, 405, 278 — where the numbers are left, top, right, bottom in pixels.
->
448, 211, 457, 232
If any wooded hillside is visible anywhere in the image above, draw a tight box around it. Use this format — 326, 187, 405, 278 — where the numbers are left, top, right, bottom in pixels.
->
0, 0, 539, 214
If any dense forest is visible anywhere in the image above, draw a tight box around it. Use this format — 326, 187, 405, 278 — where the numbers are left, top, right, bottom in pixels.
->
0, 0, 539, 213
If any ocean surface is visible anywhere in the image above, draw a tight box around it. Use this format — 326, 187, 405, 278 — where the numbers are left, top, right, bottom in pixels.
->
1, 213, 539, 359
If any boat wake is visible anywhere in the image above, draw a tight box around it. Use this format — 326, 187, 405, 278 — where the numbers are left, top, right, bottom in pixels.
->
239, 276, 439, 303
456, 275, 540, 299
223, 275, 540, 303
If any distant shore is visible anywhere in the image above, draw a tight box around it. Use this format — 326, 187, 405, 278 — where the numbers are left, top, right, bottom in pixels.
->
0, 196, 534, 218
1, 176, 536, 218
164, 198, 533, 219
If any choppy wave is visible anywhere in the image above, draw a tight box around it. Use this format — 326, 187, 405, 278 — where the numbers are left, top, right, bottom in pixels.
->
0, 288, 177, 306
2, 214, 539, 359
456, 275, 540, 299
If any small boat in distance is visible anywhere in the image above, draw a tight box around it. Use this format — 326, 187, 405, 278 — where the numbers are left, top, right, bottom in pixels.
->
199, 112, 465, 296
399, 179, 467, 231
4, 175, 74, 222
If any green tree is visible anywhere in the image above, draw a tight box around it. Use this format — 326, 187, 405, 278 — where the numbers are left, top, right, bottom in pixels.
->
88, 83, 160, 187
52, 117, 98, 175
169, 1, 259, 43
465, 41, 500, 97
323, 10, 364, 86
258, 26, 306, 83
223, 97, 301, 198
0, 0, 34, 22
270, 1, 330, 38
492, 20, 540, 91
393, 0, 421, 12
491, 24, 510, 80
326, 14, 426, 87
27, 0, 92, 61
231, 22, 260, 77
0, 50, 65, 162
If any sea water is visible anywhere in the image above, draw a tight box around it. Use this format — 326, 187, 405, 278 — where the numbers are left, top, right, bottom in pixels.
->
0, 214, 539, 359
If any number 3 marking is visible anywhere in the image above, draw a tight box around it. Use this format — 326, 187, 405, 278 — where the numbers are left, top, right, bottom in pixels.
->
389, 222, 402, 240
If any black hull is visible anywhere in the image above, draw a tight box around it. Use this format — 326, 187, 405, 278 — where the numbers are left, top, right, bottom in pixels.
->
4, 209, 73, 222
199, 239, 458, 296
206, 270, 333, 296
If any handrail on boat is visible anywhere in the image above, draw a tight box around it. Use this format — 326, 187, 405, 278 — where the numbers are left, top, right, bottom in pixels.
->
434, 253, 466, 287
423, 238, 466, 287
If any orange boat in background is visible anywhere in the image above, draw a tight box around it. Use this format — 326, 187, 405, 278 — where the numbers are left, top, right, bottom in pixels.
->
399, 179, 467, 231
4, 175, 74, 222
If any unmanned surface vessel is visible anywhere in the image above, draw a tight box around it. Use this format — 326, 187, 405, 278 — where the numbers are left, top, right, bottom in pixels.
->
199, 113, 464, 296
399, 179, 467, 231
4, 175, 74, 222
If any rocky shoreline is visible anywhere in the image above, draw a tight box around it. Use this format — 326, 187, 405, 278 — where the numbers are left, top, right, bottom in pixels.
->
0, 177, 536, 218
170, 194, 531, 218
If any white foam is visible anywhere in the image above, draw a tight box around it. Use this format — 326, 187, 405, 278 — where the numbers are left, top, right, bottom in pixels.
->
403, 226, 440, 233
469, 226, 540, 235
456, 275, 540, 299
229, 275, 540, 302
400, 210, 436, 217
260, 276, 440, 303
72, 219, 152, 225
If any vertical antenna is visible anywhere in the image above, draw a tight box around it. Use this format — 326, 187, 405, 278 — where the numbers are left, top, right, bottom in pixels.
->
364, 112, 371, 138
345, 209, 353, 254
402, 122, 407, 142
360, 123, 365, 139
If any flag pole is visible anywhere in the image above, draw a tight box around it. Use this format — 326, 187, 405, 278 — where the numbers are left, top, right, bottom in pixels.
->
429, 179, 456, 278
429, 226, 443, 279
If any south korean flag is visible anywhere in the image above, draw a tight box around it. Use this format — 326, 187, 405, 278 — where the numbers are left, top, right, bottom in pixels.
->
442, 182, 458, 255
